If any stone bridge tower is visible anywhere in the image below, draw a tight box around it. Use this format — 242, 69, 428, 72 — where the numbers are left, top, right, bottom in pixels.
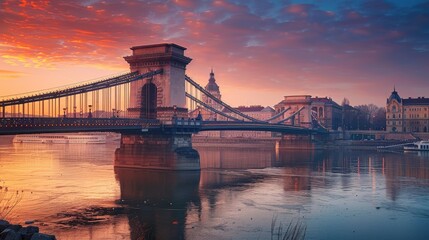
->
124, 43, 192, 121
120, 44, 199, 171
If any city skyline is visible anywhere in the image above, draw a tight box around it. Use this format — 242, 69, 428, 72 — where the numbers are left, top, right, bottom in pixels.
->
1, 0, 428, 108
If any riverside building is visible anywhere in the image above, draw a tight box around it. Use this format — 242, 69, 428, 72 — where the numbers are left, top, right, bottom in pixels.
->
386, 88, 429, 132
274, 95, 342, 131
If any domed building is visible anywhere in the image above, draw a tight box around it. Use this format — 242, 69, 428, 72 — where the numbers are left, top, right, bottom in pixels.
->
201, 69, 222, 119
189, 69, 275, 139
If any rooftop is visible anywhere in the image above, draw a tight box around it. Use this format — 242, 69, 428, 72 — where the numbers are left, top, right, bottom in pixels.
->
387, 88, 402, 104
205, 69, 220, 92
403, 97, 429, 105
130, 43, 186, 51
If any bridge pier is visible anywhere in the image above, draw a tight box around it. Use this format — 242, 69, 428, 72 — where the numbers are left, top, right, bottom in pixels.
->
277, 135, 315, 149
115, 133, 200, 170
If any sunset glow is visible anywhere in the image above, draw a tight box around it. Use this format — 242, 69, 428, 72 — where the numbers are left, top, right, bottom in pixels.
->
1, 0, 428, 107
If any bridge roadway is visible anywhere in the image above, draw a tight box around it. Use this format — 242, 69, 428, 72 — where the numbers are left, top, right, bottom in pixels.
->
184, 120, 318, 135
0, 117, 324, 135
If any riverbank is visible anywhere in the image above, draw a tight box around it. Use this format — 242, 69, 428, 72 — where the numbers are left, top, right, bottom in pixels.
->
192, 136, 415, 150
313, 139, 414, 150
0, 219, 55, 239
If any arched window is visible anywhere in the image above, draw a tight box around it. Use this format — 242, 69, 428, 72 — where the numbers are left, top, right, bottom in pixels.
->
311, 107, 318, 117
392, 106, 397, 112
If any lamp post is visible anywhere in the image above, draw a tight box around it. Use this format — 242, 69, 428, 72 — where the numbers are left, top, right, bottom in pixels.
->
88, 105, 92, 118
112, 108, 116, 118
73, 106, 77, 118
63, 108, 67, 118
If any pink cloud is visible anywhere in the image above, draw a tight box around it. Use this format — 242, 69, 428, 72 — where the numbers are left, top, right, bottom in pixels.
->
286, 4, 311, 16
0, 0, 428, 108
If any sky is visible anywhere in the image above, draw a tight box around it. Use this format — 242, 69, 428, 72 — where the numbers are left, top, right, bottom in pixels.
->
0, 0, 428, 108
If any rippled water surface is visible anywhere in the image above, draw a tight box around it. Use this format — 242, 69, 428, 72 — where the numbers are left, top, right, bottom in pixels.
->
1, 136, 429, 239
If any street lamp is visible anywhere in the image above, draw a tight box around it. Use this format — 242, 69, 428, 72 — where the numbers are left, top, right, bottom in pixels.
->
88, 105, 92, 118
173, 105, 177, 117
73, 106, 77, 118
63, 108, 67, 118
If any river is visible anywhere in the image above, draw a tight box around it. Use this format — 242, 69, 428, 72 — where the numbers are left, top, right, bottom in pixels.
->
1, 136, 429, 239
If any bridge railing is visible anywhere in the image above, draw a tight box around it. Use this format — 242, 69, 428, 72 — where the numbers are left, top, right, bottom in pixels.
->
0, 117, 160, 131
172, 118, 202, 126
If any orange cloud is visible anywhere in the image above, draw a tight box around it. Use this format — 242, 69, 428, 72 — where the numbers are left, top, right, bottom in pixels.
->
0, 0, 428, 108
0, 69, 24, 79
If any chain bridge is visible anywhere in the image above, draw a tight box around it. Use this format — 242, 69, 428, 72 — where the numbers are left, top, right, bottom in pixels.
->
0, 43, 326, 170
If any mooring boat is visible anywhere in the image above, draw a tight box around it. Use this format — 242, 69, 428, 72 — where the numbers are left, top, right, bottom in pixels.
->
403, 140, 429, 151
13, 134, 106, 144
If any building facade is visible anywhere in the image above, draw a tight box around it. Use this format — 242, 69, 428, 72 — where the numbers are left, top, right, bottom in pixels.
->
219, 105, 275, 138
274, 95, 342, 130
386, 88, 429, 132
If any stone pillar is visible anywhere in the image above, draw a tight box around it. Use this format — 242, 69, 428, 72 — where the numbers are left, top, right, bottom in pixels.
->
115, 133, 200, 170
123, 43, 192, 120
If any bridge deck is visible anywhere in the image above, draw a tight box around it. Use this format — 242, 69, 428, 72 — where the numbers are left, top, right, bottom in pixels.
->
0, 118, 325, 135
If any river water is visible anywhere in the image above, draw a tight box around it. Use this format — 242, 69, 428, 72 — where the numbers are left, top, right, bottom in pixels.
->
1, 136, 429, 239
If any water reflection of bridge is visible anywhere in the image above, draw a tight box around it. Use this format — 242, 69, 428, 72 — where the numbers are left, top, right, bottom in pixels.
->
114, 146, 429, 239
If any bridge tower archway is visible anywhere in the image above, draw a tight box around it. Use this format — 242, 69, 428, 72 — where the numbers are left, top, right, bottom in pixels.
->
140, 82, 157, 119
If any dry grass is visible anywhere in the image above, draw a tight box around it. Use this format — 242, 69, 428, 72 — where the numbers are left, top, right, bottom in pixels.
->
271, 215, 307, 240
0, 181, 23, 220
